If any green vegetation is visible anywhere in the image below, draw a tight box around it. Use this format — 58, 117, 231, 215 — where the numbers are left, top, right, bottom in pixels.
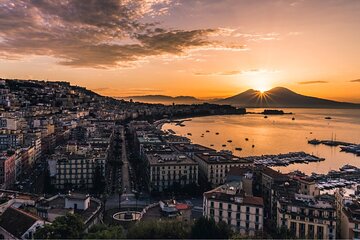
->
33, 214, 254, 239
34, 214, 84, 239
85, 224, 125, 239
190, 217, 233, 239
127, 220, 190, 239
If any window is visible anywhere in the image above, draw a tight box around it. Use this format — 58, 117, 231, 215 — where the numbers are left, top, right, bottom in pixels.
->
299, 223, 306, 239
308, 224, 314, 239
290, 222, 297, 235
236, 213, 240, 220
210, 201, 214, 208
246, 206, 250, 213
317, 226, 324, 239
256, 215, 259, 223
256, 208, 259, 215
228, 212, 231, 218
246, 214, 250, 221
219, 203, 223, 209
228, 204, 232, 210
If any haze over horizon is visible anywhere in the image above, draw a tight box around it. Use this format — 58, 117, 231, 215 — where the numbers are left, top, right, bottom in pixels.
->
1, 0, 360, 102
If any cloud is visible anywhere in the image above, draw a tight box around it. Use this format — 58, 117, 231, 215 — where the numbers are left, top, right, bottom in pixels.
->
0, 0, 242, 68
298, 80, 328, 85
194, 68, 279, 76
194, 70, 241, 76
350, 79, 360, 83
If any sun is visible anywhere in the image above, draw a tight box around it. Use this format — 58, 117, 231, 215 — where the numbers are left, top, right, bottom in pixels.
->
257, 86, 268, 93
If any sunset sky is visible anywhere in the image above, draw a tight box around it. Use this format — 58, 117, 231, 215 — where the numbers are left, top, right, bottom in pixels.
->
1, 0, 360, 102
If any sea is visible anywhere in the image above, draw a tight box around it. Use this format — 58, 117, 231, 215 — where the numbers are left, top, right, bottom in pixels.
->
162, 108, 360, 175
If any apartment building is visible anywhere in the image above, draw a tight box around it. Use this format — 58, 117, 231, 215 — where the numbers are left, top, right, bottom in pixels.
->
203, 182, 264, 236
0, 151, 16, 188
193, 151, 253, 186
335, 187, 360, 239
52, 153, 106, 190
277, 194, 336, 239
145, 152, 198, 192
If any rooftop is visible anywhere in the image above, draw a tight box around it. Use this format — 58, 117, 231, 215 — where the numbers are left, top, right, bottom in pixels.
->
204, 182, 263, 207
146, 153, 198, 166
0, 207, 41, 238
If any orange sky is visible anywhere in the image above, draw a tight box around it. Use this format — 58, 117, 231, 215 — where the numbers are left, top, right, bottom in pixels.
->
0, 0, 360, 102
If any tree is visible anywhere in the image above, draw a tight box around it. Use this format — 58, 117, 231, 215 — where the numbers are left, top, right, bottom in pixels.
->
34, 214, 84, 239
92, 165, 105, 195
190, 217, 233, 239
127, 220, 191, 239
85, 224, 125, 239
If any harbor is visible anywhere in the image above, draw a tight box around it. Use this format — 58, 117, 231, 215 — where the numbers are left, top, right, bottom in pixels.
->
310, 164, 360, 191
308, 139, 360, 156
243, 151, 324, 167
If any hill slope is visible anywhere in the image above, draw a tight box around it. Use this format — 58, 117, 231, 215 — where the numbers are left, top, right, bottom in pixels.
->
215, 87, 360, 108
118, 95, 203, 105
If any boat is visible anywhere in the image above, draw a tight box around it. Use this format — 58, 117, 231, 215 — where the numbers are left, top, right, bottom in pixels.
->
227, 140, 232, 143
264, 116, 268, 119
252, 144, 255, 148
206, 130, 210, 132
292, 117, 295, 120
210, 144, 214, 147
187, 133, 192, 136
235, 147, 242, 151
201, 135, 204, 138
216, 132, 219, 135
245, 138, 249, 141
222, 144, 226, 147
308, 139, 321, 145
325, 117, 332, 120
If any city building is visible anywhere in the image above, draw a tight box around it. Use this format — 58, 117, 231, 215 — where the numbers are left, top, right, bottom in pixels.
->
0, 151, 16, 189
0, 207, 46, 239
194, 151, 253, 186
335, 187, 360, 239
203, 182, 264, 236
145, 152, 198, 192
277, 194, 336, 239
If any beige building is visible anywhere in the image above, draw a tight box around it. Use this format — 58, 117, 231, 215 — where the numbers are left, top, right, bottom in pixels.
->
194, 152, 253, 186
203, 182, 264, 236
53, 153, 105, 190
145, 153, 198, 192
335, 187, 360, 239
298, 177, 320, 196
277, 194, 336, 239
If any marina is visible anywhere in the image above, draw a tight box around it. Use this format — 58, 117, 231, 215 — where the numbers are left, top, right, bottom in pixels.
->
243, 151, 324, 167
308, 138, 360, 155
309, 165, 360, 190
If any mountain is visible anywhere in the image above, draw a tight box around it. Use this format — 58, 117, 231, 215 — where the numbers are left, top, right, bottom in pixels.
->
215, 87, 360, 108
118, 95, 203, 105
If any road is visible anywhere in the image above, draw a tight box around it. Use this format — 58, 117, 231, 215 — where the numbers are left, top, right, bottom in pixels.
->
121, 127, 132, 196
